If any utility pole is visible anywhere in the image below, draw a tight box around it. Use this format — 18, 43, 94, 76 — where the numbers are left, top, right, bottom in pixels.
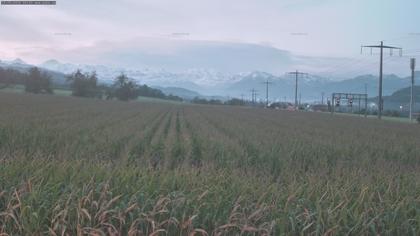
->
299, 93, 302, 107
364, 83, 368, 95
250, 89, 258, 105
262, 80, 273, 107
287, 70, 307, 109
361, 41, 402, 119
410, 58, 416, 122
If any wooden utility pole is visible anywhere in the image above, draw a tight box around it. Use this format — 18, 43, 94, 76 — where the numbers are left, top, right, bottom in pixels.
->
361, 41, 402, 119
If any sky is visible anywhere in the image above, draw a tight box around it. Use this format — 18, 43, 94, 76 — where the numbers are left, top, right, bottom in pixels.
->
0, 0, 419, 75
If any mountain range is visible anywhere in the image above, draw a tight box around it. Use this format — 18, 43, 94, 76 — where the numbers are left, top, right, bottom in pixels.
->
0, 58, 418, 102
0, 59, 68, 85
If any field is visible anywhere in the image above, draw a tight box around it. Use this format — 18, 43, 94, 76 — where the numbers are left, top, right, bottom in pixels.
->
0, 92, 420, 235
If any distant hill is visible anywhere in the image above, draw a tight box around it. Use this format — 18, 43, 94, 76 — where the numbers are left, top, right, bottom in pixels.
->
153, 86, 201, 100
382, 86, 420, 103
2, 58, 419, 102
225, 73, 414, 102
367, 85, 420, 111
0, 61, 183, 102
0, 59, 68, 86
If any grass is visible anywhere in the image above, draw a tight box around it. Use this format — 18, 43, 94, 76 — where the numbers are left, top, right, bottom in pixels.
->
0, 92, 419, 235
333, 111, 414, 123
0, 85, 179, 104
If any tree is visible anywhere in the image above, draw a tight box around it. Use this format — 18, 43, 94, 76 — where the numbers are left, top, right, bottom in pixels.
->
112, 74, 139, 101
67, 70, 101, 98
0, 68, 26, 88
166, 94, 183, 102
137, 84, 165, 98
192, 97, 223, 105
136, 84, 183, 101
24, 67, 53, 94
225, 98, 245, 106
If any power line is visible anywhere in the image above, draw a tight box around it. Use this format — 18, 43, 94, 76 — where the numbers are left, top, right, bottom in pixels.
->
361, 41, 403, 119
315, 49, 420, 79
322, 59, 380, 79
261, 79, 273, 107
287, 70, 308, 109
314, 56, 380, 79
250, 88, 258, 105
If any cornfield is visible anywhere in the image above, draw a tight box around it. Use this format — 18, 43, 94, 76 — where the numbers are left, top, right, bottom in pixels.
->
0, 92, 419, 235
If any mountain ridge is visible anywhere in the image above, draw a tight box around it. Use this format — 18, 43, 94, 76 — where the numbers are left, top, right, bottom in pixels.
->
1, 58, 417, 101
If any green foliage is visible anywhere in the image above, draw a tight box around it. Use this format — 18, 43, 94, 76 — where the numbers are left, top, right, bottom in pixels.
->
225, 98, 245, 106
165, 94, 183, 101
0, 67, 26, 88
137, 84, 165, 98
192, 97, 223, 105
24, 67, 53, 94
137, 84, 183, 101
67, 69, 102, 98
384, 109, 401, 117
110, 73, 139, 101
106, 75, 183, 102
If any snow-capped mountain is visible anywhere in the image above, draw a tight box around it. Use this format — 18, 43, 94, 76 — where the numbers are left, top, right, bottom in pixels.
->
0, 59, 68, 85
38, 59, 243, 94
9, 58, 27, 65
40, 60, 126, 82
0, 57, 412, 101
0, 58, 32, 69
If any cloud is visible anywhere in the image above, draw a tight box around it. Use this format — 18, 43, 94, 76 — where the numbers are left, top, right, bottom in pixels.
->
0, 0, 417, 73
19, 37, 292, 73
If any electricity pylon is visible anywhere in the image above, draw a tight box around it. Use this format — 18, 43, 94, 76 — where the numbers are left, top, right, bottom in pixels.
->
288, 71, 307, 109
250, 89, 258, 104
361, 41, 402, 119
262, 80, 273, 107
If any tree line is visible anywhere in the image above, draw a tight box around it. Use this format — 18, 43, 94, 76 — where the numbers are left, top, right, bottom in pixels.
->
192, 97, 254, 106
0, 67, 182, 102
0, 67, 53, 93
67, 70, 182, 101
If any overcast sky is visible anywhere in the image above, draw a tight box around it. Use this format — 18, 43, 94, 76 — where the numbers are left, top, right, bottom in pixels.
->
0, 0, 419, 67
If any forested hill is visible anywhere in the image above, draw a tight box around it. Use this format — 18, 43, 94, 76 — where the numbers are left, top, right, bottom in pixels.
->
382, 86, 420, 103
